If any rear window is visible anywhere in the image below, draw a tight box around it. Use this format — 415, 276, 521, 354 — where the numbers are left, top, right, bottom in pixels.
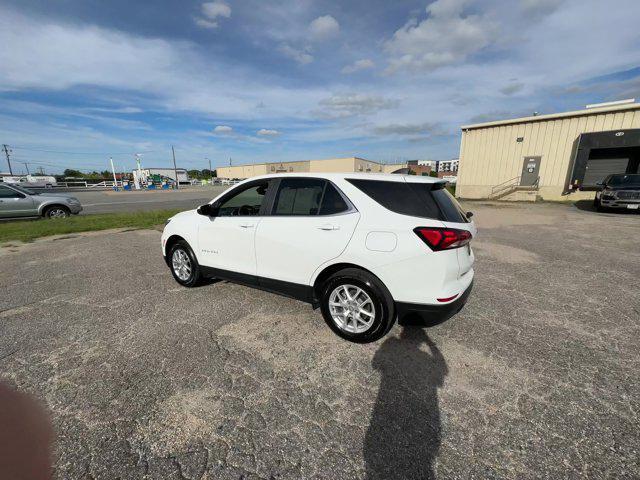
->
347, 179, 468, 223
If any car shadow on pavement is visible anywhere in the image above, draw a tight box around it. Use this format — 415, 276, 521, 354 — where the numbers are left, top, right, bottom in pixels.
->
364, 327, 448, 480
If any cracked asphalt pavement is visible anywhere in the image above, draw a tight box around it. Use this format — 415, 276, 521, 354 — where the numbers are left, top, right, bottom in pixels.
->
1, 202, 639, 479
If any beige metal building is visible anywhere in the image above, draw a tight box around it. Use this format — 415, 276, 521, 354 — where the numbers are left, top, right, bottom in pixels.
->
215, 157, 406, 179
457, 101, 640, 201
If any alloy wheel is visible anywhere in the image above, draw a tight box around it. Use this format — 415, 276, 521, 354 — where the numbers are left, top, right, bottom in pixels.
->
328, 284, 376, 334
172, 249, 192, 281
49, 208, 68, 218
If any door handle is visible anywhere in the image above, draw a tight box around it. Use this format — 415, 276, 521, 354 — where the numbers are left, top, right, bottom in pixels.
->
239, 223, 255, 228
317, 224, 340, 231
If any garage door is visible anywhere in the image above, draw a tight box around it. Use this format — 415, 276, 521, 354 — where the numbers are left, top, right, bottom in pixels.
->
583, 158, 629, 186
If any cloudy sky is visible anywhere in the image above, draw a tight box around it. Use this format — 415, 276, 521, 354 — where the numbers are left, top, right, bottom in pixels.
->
1, 0, 639, 173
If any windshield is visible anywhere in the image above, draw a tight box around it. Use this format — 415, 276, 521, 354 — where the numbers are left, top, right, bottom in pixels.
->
607, 174, 640, 188
10, 184, 38, 195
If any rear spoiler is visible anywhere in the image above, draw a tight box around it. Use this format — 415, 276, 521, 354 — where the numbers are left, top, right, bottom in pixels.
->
430, 180, 448, 191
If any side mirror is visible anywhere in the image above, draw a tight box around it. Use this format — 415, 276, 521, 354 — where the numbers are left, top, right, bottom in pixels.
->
466, 211, 474, 219
197, 203, 217, 216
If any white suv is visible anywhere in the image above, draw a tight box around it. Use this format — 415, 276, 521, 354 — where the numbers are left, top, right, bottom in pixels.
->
162, 173, 475, 342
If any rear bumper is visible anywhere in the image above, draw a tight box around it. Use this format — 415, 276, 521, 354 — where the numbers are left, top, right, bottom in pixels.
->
396, 281, 473, 325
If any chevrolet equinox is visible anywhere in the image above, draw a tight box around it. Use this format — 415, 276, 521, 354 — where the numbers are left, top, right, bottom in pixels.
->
162, 173, 475, 343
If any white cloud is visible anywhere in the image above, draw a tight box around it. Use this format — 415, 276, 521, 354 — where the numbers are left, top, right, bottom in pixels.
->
278, 43, 313, 64
257, 128, 281, 136
195, 1, 231, 29
341, 59, 375, 74
309, 15, 340, 40
384, 0, 495, 73
213, 125, 233, 133
316, 93, 399, 118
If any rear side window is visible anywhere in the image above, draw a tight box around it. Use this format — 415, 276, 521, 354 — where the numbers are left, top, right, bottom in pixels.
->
347, 179, 468, 222
319, 182, 349, 215
347, 179, 441, 219
430, 188, 469, 223
274, 178, 325, 215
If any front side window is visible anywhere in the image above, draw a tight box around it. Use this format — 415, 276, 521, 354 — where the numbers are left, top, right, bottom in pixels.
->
216, 181, 269, 216
0, 185, 23, 198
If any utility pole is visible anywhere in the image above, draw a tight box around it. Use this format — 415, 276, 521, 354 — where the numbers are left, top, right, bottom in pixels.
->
206, 157, 212, 183
19, 161, 30, 175
2, 144, 13, 175
171, 145, 179, 189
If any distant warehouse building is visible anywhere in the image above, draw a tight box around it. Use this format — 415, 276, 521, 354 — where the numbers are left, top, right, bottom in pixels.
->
456, 100, 640, 201
216, 157, 406, 179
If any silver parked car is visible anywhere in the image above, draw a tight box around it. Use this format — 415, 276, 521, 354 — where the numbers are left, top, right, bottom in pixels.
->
0, 183, 83, 218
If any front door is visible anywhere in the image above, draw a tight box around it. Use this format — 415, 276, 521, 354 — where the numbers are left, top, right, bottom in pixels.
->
255, 178, 360, 286
197, 179, 272, 276
521, 156, 541, 186
0, 185, 36, 217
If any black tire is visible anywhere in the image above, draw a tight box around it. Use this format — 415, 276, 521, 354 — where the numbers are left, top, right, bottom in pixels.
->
595, 200, 607, 213
319, 268, 396, 343
43, 205, 70, 218
168, 240, 203, 287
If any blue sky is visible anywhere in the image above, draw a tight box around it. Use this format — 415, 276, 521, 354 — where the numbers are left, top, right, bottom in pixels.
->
1, 0, 640, 174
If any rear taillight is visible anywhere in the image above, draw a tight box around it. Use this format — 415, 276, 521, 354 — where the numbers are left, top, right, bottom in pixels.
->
414, 227, 472, 251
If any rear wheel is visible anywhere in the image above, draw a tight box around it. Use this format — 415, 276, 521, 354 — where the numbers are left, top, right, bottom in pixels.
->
169, 240, 203, 287
43, 205, 70, 218
319, 268, 395, 343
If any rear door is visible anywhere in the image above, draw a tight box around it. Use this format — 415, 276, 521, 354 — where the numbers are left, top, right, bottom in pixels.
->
255, 177, 359, 286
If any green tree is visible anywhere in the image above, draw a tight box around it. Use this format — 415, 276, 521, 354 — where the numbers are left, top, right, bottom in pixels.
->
63, 169, 84, 178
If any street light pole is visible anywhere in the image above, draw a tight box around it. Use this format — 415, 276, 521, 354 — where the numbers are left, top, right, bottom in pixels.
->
171, 145, 179, 189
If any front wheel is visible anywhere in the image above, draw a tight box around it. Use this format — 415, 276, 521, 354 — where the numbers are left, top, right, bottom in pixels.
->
319, 268, 396, 343
169, 241, 203, 287
43, 205, 70, 218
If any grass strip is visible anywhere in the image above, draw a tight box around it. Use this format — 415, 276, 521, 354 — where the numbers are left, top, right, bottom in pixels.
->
0, 209, 182, 243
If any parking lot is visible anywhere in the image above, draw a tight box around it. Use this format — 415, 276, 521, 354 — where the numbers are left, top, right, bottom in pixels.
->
1, 202, 638, 479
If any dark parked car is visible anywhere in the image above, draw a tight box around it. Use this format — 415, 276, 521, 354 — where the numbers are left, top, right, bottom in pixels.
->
594, 174, 640, 212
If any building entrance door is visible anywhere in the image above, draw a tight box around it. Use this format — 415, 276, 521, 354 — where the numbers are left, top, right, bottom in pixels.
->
521, 156, 541, 186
